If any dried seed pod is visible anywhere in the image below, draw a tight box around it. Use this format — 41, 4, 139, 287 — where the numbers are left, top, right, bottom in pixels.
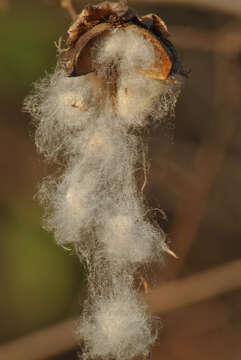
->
58, 1, 187, 80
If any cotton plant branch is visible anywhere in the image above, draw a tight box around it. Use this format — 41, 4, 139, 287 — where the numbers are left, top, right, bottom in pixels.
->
131, 0, 241, 17
61, 0, 77, 20
24, 1, 186, 359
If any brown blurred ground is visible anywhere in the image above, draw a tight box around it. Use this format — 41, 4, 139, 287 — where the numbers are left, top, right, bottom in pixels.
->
0, 1, 241, 359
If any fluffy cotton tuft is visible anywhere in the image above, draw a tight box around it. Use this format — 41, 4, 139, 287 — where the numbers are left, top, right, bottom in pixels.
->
25, 23, 182, 360
93, 27, 155, 74
78, 284, 156, 360
117, 72, 177, 127
24, 70, 100, 160
99, 209, 166, 266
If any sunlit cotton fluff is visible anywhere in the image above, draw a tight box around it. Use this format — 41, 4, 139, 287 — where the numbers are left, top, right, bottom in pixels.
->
78, 285, 156, 360
99, 208, 166, 266
93, 26, 155, 74
24, 69, 100, 160
117, 73, 175, 127
25, 17, 182, 360
93, 26, 181, 128
41, 130, 137, 246
42, 164, 102, 244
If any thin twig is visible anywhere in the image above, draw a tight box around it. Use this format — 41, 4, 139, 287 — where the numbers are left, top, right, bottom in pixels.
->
61, 0, 77, 20
162, 243, 179, 259
140, 276, 150, 295
0, 318, 77, 360
131, 0, 241, 17
141, 147, 148, 193
146, 258, 241, 314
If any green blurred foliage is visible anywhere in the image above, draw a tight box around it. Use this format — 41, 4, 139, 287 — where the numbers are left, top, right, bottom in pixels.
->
0, 0, 83, 343
0, 201, 82, 342
0, 0, 68, 98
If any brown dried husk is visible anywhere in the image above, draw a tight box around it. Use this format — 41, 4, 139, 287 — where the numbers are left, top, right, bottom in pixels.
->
58, 1, 184, 80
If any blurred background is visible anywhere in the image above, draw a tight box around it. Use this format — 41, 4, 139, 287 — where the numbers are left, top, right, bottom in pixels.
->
0, 0, 241, 359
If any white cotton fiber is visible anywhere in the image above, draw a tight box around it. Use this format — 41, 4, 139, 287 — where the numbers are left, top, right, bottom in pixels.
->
117, 73, 172, 127
98, 206, 166, 266
24, 69, 100, 160
92, 27, 181, 128
93, 27, 155, 74
25, 19, 182, 360
78, 284, 156, 360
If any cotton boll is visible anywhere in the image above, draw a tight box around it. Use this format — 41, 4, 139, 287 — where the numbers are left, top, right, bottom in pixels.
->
91, 26, 181, 128
25, 9, 184, 360
78, 286, 156, 360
